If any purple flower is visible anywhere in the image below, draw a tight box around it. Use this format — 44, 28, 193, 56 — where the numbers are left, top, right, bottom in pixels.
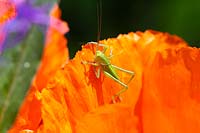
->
0, 0, 56, 52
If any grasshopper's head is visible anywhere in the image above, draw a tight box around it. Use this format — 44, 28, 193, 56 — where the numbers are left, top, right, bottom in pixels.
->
95, 50, 103, 57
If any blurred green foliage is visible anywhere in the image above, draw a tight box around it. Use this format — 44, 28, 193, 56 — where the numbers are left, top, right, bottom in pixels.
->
60, 0, 200, 58
0, 27, 44, 133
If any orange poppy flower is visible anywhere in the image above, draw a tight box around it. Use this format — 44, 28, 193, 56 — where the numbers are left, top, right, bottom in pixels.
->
9, 28, 200, 132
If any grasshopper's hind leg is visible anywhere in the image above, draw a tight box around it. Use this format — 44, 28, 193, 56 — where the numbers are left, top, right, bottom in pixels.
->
112, 65, 135, 85
103, 71, 128, 103
108, 65, 135, 103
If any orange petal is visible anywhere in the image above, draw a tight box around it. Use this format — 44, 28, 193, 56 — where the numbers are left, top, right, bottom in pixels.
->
75, 104, 138, 133
141, 47, 200, 132
37, 89, 72, 133
33, 27, 69, 91
34, 5, 69, 91
8, 87, 41, 132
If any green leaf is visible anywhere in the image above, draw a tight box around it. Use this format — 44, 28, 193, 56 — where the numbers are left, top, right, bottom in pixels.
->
0, 26, 44, 132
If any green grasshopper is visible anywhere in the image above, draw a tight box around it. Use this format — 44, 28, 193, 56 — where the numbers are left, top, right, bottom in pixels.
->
82, 41, 135, 103
82, 0, 135, 103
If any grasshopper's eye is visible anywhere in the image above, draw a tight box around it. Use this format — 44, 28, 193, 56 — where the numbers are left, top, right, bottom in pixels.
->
0, 1, 16, 24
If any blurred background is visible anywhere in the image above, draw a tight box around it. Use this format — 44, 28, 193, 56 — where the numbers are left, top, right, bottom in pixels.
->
0, 1, 200, 131
59, 0, 200, 58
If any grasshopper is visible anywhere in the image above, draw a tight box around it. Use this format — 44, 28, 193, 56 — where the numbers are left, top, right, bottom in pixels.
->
82, 0, 135, 103
83, 41, 135, 103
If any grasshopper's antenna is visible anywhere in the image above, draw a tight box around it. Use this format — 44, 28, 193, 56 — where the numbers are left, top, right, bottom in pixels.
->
96, 0, 102, 51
